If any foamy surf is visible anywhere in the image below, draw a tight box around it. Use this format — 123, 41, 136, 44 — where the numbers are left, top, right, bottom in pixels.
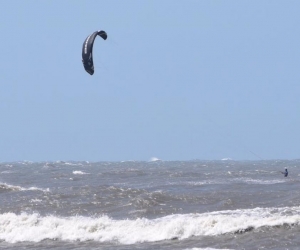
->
0, 206, 300, 244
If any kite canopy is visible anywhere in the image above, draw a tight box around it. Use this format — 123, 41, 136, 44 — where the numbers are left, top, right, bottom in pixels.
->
82, 30, 107, 75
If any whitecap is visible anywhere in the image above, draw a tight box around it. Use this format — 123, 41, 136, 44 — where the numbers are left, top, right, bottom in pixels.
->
0, 182, 50, 192
221, 158, 232, 161
149, 157, 162, 162
73, 171, 89, 175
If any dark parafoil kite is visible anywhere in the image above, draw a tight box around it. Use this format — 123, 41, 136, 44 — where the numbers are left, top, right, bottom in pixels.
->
82, 30, 107, 75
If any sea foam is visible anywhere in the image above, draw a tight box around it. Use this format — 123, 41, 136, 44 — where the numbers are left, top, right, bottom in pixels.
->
0, 206, 300, 244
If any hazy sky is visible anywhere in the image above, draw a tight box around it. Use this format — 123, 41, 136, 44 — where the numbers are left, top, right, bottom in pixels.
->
1, 1, 300, 161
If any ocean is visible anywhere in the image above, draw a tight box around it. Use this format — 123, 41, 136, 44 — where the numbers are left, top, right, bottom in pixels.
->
0, 160, 299, 250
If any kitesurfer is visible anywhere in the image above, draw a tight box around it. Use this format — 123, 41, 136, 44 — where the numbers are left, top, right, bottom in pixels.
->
281, 167, 288, 177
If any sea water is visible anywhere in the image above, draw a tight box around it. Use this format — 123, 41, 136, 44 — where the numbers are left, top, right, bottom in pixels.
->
0, 160, 299, 249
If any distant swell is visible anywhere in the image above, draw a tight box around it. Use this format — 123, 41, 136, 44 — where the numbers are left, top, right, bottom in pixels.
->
0, 206, 300, 244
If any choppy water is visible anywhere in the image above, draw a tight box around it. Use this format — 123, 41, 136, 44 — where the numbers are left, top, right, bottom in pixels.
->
0, 160, 299, 249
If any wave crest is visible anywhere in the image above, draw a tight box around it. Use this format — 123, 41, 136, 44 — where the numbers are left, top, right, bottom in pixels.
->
1, 206, 300, 244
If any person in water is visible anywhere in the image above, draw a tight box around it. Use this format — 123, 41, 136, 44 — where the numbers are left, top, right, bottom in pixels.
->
281, 168, 288, 177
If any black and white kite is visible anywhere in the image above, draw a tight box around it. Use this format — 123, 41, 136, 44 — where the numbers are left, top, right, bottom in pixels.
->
82, 30, 107, 75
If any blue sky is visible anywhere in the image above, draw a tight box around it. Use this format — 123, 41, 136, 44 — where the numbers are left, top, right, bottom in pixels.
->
1, 1, 300, 161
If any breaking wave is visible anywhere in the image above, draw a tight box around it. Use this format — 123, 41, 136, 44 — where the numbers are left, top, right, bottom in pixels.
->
0, 206, 300, 244
0, 182, 49, 193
